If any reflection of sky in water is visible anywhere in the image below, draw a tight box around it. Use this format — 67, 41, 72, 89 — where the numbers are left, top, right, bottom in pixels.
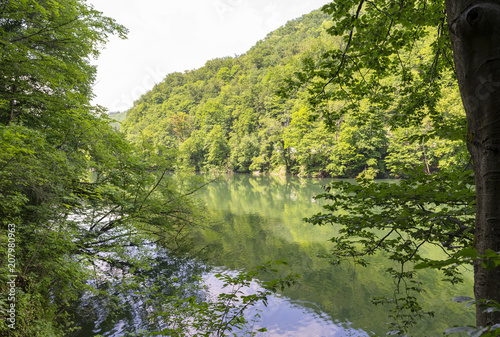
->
204, 269, 371, 337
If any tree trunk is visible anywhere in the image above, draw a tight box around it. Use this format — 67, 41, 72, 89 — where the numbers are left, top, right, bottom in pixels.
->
445, 0, 500, 327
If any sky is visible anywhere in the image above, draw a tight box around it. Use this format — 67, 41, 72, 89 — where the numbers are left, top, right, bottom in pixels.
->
87, 0, 331, 112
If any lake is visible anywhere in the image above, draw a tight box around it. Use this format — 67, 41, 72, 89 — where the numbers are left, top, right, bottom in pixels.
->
75, 173, 475, 336
190, 174, 475, 336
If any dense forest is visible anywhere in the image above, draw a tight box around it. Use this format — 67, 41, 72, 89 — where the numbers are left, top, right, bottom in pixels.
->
121, 10, 468, 178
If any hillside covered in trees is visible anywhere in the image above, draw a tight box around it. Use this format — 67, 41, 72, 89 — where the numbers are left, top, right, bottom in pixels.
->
121, 9, 468, 178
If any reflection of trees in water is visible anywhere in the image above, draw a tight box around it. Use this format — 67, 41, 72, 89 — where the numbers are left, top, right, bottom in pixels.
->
72, 174, 474, 336
194, 174, 475, 336
72, 245, 209, 336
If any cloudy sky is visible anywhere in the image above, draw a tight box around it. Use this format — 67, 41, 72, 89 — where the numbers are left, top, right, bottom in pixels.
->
87, 0, 331, 112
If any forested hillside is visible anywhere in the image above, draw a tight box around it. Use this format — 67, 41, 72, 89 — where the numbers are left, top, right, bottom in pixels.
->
122, 9, 467, 178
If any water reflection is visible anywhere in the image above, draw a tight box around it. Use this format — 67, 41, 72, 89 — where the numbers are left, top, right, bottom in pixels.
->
193, 174, 475, 336
74, 174, 475, 336
202, 269, 371, 337
73, 244, 372, 336
72, 245, 210, 336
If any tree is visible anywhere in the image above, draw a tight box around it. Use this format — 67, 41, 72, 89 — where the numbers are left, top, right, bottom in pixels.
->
446, 1, 500, 328
0, 1, 125, 333
0, 0, 127, 126
280, 0, 500, 331
0, 1, 203, 335
205, 125, 230, 169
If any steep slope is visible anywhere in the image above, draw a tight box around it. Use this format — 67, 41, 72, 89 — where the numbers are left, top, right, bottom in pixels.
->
121, 9, 465, 177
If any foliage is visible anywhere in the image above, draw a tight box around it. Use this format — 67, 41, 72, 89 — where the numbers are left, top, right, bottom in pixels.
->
121, 9, 465, 178
268, 0, 500, 333
0, 1, 205, 335
205, 125, 230, 170
307, 169, 475, 334
415, 247, 500, 272
280, 0, 453, 130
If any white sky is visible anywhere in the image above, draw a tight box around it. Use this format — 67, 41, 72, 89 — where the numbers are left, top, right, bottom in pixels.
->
87, 0, 331, 112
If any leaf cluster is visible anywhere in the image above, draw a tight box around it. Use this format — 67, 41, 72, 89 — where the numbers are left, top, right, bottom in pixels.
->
308, 169, 475, 270
281, 0, 453, 131
306, 168, 475, 333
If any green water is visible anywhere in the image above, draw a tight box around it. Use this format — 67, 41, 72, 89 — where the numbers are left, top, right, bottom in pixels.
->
192, 174, 475, 336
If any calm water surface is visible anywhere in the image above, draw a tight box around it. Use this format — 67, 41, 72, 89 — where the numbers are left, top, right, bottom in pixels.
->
76, 174, 474, 336
191, 174, 475, 336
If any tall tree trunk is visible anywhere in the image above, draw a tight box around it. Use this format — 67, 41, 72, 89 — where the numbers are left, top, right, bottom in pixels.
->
445, 0, 500, 327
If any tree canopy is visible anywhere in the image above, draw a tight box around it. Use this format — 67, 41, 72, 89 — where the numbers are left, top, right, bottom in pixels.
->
0, 1, 204, 335
122, 9, 466, 182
